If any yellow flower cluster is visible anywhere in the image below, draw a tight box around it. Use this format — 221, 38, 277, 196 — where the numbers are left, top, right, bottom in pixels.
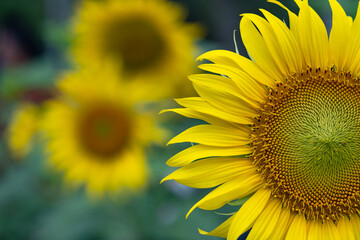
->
7, 0, 199, 197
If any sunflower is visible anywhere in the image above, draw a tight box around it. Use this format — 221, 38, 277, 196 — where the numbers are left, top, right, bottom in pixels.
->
6, 103, 40, 159
71, 0, 200, 99
41, 67, 163, 197
162, 0, 360, 239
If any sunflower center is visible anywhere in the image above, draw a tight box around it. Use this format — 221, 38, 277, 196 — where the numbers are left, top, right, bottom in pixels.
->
78, 103, 131, 159
251, 68, 360, 221
103, 17, 165, 73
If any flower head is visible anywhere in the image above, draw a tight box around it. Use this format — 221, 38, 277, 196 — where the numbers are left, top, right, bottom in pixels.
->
163, 0, 360, 239
41, 67, 163, 197
72, 0, 200, 99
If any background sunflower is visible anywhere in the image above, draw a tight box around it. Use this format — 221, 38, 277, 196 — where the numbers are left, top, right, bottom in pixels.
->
71, 0, 201, 99
40, 67, 161, 196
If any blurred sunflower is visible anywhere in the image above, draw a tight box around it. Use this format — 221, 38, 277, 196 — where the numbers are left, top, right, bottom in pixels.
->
41, 67, 163, 197
6, 103, 40, 159
71, 0, 200, 99
163, 0, 360, 239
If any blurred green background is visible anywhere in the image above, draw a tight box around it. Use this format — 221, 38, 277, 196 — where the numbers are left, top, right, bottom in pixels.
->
0, 0, 356, 239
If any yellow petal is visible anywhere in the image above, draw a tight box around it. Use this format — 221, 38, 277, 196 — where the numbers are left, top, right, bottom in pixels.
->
260, 9, 302, 73
350, 214, 360, 237
269, 208, 294, 240
308, 220, 322, 240
175, 97, 254, 124
189, 73, 265, 107
227, 187, 271, 240
162, 157, 255, 188
329, 0, 352, 70
348, 3, 360, 74
322, 220, 340, 240
197, 50, 276, 88
197, 64, 267, 103
199, 215, 235, 238
267, 0, 291, 13
161, 108, 238, 129
240, 16, 284, 80
337, 217, 355, 240
166, 144, 252, 167
241, 13, 289, 76
188, 74, 241, 97
187, 173, 263, 218
246, 197, 282, 240
295, 0, 329, 68
285, 214, 307, 240
167, 124, 250, 147
267, 0, 299, 37
193, 78, 259, 117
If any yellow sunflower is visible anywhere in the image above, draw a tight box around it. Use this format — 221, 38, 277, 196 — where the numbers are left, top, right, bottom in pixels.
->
41, 67, 163, 197
6, 103, 40, 159
71, 0, 200, 99
162, 0, 360, 239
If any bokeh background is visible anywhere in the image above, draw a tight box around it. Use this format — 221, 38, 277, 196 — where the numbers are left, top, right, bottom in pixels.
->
0, 0, 356, 239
